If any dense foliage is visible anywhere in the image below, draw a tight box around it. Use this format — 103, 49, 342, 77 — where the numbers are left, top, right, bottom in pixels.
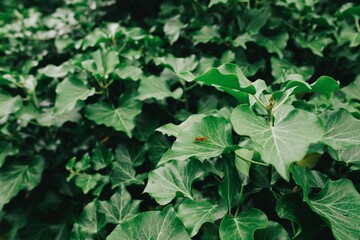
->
1, 0, 360, 239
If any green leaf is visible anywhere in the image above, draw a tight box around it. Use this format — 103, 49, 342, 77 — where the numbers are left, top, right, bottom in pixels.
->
291, 165, 329, 196
107, 206, 191, 240
74, 173, 108, 195
71, 201, 106, 238
110, 161, 146, 187
154, 54, 198, 75
54, 77, 95, 113
113, 63, 143, 81
219, 208, 269, 240
230, 105, 324, 180
91, 142, 114, 170
328, 145, 360, 169
189, 63, 255, 94
98, 185, 140, 224
208, 0, 227, 7
0, 91, 22, 118
0, 157, 45, 210
0, 141, 18, 167
177, 199, 227, 237
85, 94, 142, 137
271, 57, 314, 81
254, 221, 290, 240
341, 75, 360, 101
218, 157, 242, 211
306, 179, 360, 240
159, 116, 235, 165
37, 106, 82, 127
321, 108, 360, 150
295, 34, 332, 57
255, 30, 289, 58
163, 15, 186, 44
193, 26, 220, 44
156, 114, 206, 137
234, 148, 252, 185
144, 160, 203, 205
137, 75, 183, 101
82, 49, 119, 79
115, 143, 146, 167
39, 63, 73, 78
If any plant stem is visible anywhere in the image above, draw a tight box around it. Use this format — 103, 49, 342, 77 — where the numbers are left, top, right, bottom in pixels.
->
252, 95, 267, 110
355, 17, 360, 32
236, 153, 269, 166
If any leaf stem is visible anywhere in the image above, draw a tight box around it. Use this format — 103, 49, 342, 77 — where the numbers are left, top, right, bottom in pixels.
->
272, 92, 290, 114
252, 95, 267, 110
355, 17, 360, 32
236, 153, 269, 166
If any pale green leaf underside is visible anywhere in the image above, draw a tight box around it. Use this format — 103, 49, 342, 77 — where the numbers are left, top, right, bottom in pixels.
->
144, 160, 203, 205
159, 116, 234, 165
230, 104, 324, 180
85, 97, 141, 137
321, 108, 360, 150
219, 208, 268, 240
177, 199, 227, 237
54, 77, 95, 113
107, 206, 191, 240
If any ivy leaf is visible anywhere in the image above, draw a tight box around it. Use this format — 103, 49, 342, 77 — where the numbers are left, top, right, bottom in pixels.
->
208, 0, 227, 7
0, 141, 18, 167
98, 185, 140, 224
144, 160, 204, 205
74, 173, 109, 196
37, 106, 82, 127
113, 63, 143, 81
255, 30, 289, 58
295, 34, 332, 57
271, 57, 314, 80
230, 105, 324, 180
321, 108, 360, 150
107, 206, 191, 240
328, 145, 360, 169
39, 63, 74, 78
82, 49, 119, 79
115, 143, 146, 167
157, 114, 206, 137
254, 221, 290, 240
291, 165, 329, 196
154, 54, 198, 75
54, 77, 95, 114
71, 201, 106, 238
137, 75, 183, 101
163, 15, 186, 44
307, 179, 360, 240
110, 161, 147, 187
189, 63, 255, 94
218, 157, 242, 211
341, 75, 360, 101
177, 199, 227, 237
91, 143, 114, 170
85, 94, 142, 137
0, 157, 45, 210
0, 90, 22, 119
219, 208, 269, 240
193, 26, 220, 44
159, 116, 235, 165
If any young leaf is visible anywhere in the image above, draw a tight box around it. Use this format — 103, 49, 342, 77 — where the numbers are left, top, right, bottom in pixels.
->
107, 206, 191, 240
321, 108, 360, 150
144, 160, 204, 205
159, 116, 235, 165
54, 77, 95, 114
230, 105, 324, 180
0, 157, 45, 211
85, 94, 142, 137
177, 199, 227, 237
82, 49, 119, 79
98, 185, 140, 224
91, 143, 115, 170
219, 208, 269, 240
74, 173, 108, 195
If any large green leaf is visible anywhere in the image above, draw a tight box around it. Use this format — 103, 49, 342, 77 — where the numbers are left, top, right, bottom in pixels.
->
177, 199, 227, 237
328, 145, 360, 169
98, 185, 140, 224
0, 157, 44, 210
0, 90, 22, 118
144, 160, 203, 205
188, 63, 255, 94
230, 105, 324, 180
321, 108, 360, 150
219, 208, 269, 240
159, 116, 235, 165
54, 77, 95, 113
85, 94, 142, 137
137, 75, 183, 101
307, 179, 360, 240
82, 49, 119, 79
107, 206, 191, 240
218, 157, 242, 211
